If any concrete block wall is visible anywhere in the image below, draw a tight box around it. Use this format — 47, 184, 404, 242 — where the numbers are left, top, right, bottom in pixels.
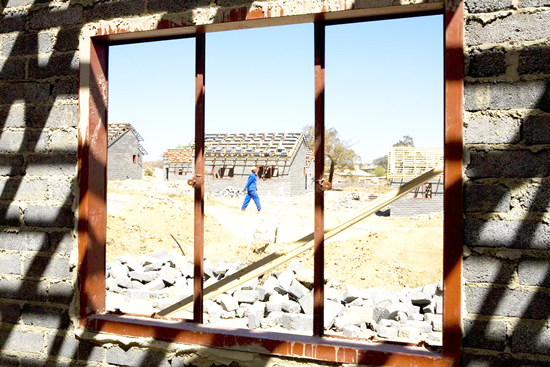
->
0, 0, 549, 365
107, 131, 143, 180
462, 0, 550, 364
389, 181, 444, 217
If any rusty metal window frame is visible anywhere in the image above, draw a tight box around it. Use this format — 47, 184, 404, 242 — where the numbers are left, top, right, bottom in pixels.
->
79, 2, 463, 365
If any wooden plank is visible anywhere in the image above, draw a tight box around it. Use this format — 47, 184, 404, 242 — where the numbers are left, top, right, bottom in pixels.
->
158, 164, 443, 316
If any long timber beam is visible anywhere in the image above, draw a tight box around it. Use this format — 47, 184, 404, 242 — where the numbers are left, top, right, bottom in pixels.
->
158, 164, 444, 317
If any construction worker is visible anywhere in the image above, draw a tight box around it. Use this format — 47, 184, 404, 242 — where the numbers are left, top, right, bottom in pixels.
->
241, 166, 262, 213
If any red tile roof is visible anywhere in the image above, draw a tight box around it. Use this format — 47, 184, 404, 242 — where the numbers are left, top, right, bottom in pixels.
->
163, 148, 193, 163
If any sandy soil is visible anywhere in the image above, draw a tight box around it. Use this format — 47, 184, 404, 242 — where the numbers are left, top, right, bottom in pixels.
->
107, 179, 443, 291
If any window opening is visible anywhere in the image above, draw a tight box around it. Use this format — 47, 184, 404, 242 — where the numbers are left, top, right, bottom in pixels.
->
105, 38, 196, 319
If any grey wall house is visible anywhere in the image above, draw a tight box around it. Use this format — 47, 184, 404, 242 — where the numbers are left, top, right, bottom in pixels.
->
163, 132, 315, 196
107, 123, 147, 180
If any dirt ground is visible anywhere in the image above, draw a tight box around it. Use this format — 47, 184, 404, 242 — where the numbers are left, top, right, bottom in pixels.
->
107, 178, 443, 291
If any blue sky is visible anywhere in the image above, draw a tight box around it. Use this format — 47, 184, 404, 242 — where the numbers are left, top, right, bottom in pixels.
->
108, 15, 443, 162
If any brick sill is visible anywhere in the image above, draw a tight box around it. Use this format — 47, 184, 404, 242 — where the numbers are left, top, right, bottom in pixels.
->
86, 314, 452, 366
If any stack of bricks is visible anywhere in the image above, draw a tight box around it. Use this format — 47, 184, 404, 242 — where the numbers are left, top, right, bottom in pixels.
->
463, 0, 550, 364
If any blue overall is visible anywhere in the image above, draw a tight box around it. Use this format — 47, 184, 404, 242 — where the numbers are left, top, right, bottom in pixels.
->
241, 172, 261, 211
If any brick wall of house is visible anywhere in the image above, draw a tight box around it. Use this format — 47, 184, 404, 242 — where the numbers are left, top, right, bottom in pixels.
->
1, 0, 549, 365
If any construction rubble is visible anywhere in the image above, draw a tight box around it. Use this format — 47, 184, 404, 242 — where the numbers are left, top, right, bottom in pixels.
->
106, 251, 443, 345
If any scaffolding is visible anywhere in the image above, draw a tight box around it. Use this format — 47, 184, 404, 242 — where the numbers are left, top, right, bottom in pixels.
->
387, 147, 444, 182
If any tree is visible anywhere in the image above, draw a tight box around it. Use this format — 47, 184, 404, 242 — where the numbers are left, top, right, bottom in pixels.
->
393, 135, 414, 147
371, 135, 415, 171
302, 125, 360, 184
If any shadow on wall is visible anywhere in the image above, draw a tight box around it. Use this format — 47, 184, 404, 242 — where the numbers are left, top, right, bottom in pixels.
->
0, 1, 548, 366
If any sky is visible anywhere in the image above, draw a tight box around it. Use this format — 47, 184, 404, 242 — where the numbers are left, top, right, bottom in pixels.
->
108, 15, 443, 163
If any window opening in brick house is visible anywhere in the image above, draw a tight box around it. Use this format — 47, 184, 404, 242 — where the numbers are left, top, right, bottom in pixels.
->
105, 38, 196, 317
93, 11, 455, 355
322, 15, 444, 342
202, 24, 314, 333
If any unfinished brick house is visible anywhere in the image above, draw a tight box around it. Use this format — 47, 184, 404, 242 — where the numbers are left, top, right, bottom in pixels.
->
163, 133, 315, 196
0, 1, 549, 366
107, 123, 147, 180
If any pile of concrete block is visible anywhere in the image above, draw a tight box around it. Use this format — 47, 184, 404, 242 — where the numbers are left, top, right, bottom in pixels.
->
210, 186, 244, 198
106, 252, 443, 343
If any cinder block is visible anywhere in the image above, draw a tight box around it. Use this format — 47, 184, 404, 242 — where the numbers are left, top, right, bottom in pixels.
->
78, 340, 106, 362
50, 129, 78, 153
519, 0, 550, 7
29, 5, 84, 30
465, 183, 511, 213
0, 155, 25, 176
0, 303, 20, 324
518, 45, 550, 76
1, 32, 54, 57
281, 313, 313, 331
298, 293, 313, 315
0, 82, 49, 105
466, 285, 550, 319
24, 205, 75, 228
464, 81, 549, 112
28, 103, 79, 128
467, 150, 550, 179
0, 58, 25, 81
23, 255, 71, 278
333, 313, 361, 331
465, 114, 520, 145
218, 294, 239, 312
21, 304, 70, 329
0, 278, 48, 301
518, 259, 550, 287
47, 333, 79, 359
54, 28, 81, 53
465, 0, 512, 13
524, 114, 550, 145
466, 11, 550, 46
467, 49, 507, 77
233, 289, 260, 304
0, 253, 20, 275
26, 154, 77, 176
511, 322, 550, 354
464, 218, 550, 249
0, 329, 44, 353
49, 281, 73, 304
287, 278, 308, 300
86, 0, 147, 22
463, 318, 507, 351
50, 231, 74, 254
52, 77, 79, 100
343, 325, 360, 338
398, 326, 421, 340
378, 325, 398, 339
106, 345, 169, 367
463, 255, 514, 284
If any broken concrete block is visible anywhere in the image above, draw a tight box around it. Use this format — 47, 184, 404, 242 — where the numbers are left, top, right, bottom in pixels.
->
129, 271, 158, 283
436, 297, 443, 315
221, 310, 235, 319
345, 306, 374, 324
142, 257, 163, 271
298, 293, 313, 315
324, 299, 345, 330
281, 313, 313, 331
422, 284, 438, 296
241, 277, 258, 290
115, 276, 133, 289
129, 280, 143, 290
260, 316, 277, 329
342, 289, 362, 303
142, 278, 165, 291
348, 298, 364, 307
325, 288, 342, 303
213, 261, 230, 277
343, 325, 361, 338
276, 270, 294, 292
106, 277, 121, 292
399, 326, 421, 340
233, 289, 260, 304
424, 313, 443, 324
262, 276, 279, 295
247, 302, 265, 329
288, 258, 304, 273
217, 294, 238, 312
178, 262, 194, 278
125, 289, 150, 301
205, 302, 223, 319
110, 263, 129, 280
256, 286, 267, 301
265, 301, 282, 313
408, 292, 432, 306
423, 304, 435, 314
268, 311, 284, 324
281, 299, 301, 313
427, 332, 443, 342
378, 325, 399, 339
203, 259, 214, 278
416, 321, 433, 333
295, 269, 314, 287
431, 318, 443, 332
333, 313, 361, 331
287, 279, 309, 300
